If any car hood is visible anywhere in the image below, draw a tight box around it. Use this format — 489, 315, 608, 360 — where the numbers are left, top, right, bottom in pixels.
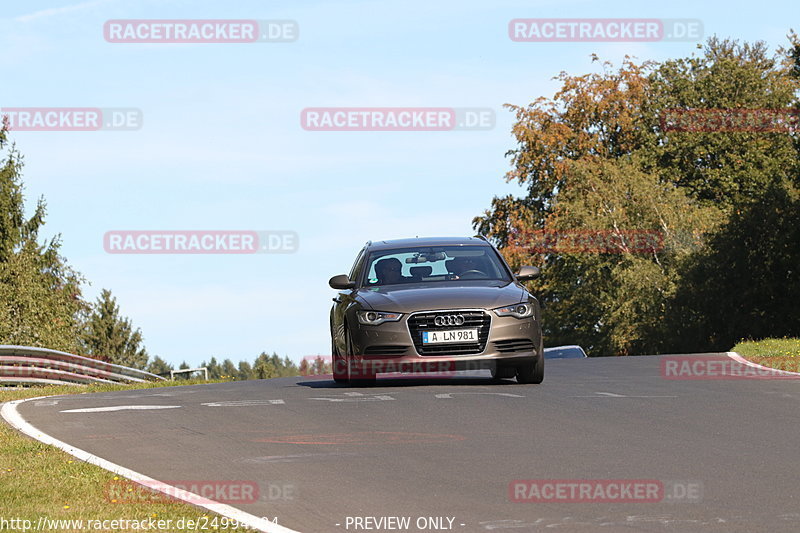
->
356, 281, 527, 313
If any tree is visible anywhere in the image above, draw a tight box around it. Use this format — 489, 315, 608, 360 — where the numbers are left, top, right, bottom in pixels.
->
201, 357, 221, 379
81, 289, 148, 369
253, 353, 277, 379
530, 156, 720, 354
147, 356, 173, 376
670, 180, 800, 351
647, 37, 799, 207
0, 119, 87, 352
237, 361, 253, 380
312, 355, 330, 375
176, 361, 190, 380
475, 36, 800, 355
221, 359, 237, 379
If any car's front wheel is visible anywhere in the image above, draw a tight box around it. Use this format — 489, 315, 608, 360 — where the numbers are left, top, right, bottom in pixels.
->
490, 363, 516, 381
332, 338, 347, 383
344, 327, 376, 387
516, 354, 544, 384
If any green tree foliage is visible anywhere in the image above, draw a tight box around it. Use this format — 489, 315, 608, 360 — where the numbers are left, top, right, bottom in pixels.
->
200, 357, 221, 379
253, 353, 277, 379
647, 38, 799, 206
221, 358, 237, 379
250, 352, 299, 379
475, 36, 800, 355
147, 356, 173, 376
0, 120, 87, 352
671, 180, 800, 351
81, 289, 149, 369
174, 361, 190, 379
237, 361, 253, 380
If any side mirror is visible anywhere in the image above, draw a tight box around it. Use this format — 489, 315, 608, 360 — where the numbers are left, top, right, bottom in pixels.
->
329, 274, 355, 289
516, 265, 540, 281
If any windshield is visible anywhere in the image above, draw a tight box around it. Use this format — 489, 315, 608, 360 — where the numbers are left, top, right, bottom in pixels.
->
362, 246, 511, 287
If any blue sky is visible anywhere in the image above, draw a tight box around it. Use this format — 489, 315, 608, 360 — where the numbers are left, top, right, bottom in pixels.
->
1, 0, 794, 367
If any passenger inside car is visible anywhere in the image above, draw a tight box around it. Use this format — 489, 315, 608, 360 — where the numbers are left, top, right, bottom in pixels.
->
409, 266, 433, 282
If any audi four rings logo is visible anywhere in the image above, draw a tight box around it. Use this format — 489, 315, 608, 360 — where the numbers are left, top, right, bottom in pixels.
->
435, 314, 465, 326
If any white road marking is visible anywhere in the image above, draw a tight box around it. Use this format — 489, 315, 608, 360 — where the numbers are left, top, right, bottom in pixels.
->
570, 392, 677, 398
435, 392, 525, 399
1, 397, 297, 533
243, 452, 359, 464
343, 392, 364, 396
202, 400, 285, 407
60, 405, 181, 413
727, 351, 800, 376
33, 399, 60, 406
479, 519, 545, 529
309, 395, 395, 402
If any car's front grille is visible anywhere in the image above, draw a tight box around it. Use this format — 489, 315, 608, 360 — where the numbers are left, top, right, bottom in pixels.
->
494, 338, 535, 353
364, 345, 409, 356
407, 310, 490, 355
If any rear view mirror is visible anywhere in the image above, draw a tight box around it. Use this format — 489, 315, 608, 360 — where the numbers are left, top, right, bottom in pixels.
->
516, 266, 540, 281
329, 274, 355, 289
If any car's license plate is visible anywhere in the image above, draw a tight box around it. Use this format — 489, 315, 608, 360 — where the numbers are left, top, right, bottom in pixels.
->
422, 329, 479, 344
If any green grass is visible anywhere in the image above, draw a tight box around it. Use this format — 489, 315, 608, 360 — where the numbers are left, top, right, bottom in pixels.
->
0, 378, 260, 532
731, 337, 800, 372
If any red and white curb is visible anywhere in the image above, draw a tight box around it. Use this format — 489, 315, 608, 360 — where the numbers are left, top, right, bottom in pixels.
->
726, 351, 800, 377
1, 396, 300, 533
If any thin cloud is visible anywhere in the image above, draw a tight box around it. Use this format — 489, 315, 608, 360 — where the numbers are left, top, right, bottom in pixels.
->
14, 0, 108, 22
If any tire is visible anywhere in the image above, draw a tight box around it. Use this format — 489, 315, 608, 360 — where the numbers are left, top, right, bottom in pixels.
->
344, 327, 376, 387
491, 363, 516, 381
332, 338, 347, 384
516, 354, 544, 384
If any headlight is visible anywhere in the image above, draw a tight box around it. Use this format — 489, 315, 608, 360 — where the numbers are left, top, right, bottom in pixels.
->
356, 310, 403, 326
493, 303, 534, 319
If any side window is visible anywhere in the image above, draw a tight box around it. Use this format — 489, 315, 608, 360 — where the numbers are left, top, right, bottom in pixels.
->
348, 249, 366, 284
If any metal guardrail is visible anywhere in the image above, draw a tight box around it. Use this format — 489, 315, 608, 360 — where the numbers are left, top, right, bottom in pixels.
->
0, 345, 166, 386
170, 367, 208, 380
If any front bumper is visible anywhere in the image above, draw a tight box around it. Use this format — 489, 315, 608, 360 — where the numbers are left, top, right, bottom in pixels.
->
347, 308, 541, 373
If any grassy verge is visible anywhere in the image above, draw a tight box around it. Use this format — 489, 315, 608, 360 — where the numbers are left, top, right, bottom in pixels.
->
731, 337, 800, 372
0, 379, 260, 532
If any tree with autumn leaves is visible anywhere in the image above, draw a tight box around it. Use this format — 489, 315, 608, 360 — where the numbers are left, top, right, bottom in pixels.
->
475, 36, 800, 355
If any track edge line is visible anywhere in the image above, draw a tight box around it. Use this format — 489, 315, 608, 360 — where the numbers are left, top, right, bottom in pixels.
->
0, 395, 301, 533
726, 351, 800, 376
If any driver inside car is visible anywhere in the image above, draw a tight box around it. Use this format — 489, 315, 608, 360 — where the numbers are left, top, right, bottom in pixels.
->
447, 256, 483, 278
375, 257, 405, 285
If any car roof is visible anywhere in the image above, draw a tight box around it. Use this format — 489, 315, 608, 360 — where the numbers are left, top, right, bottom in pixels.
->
366, 236, 490, 251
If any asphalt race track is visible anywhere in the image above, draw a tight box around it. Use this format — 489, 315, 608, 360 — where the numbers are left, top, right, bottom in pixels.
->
9, 354, 800, 533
